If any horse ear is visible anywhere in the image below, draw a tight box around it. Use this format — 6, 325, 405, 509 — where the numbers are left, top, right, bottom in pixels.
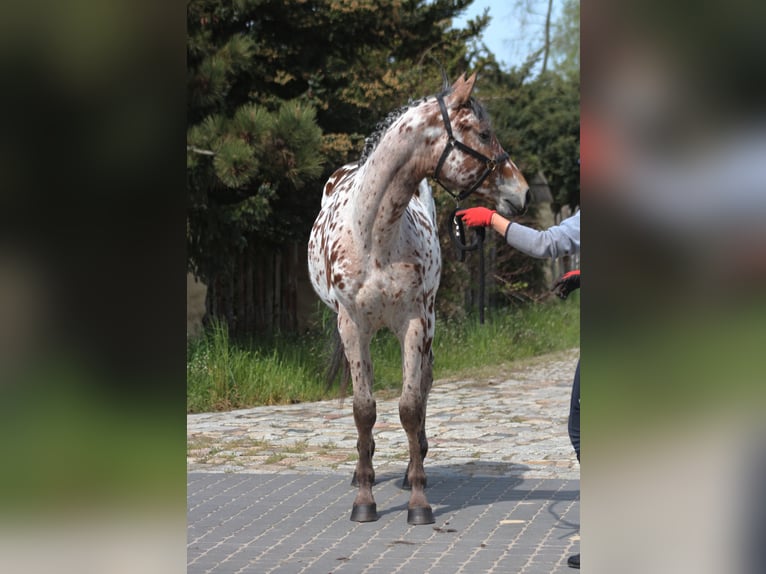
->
448, 72, 477, 107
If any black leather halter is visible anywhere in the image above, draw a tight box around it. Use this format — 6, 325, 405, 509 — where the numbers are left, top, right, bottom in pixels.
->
433, 93, 509, 202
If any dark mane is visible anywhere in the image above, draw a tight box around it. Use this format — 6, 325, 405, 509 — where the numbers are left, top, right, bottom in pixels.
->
467, 96, 489, 123
358, 88, 488, 166
358, 95, 428, 165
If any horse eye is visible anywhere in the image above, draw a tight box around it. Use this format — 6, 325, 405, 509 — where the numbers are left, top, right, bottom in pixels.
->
479, 130, 491, 142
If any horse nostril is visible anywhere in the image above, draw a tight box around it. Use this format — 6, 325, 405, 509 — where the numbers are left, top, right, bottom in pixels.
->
525, 188, 531, 206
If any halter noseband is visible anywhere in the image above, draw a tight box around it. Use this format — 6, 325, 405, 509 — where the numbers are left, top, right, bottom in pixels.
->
433, 94, 509, 202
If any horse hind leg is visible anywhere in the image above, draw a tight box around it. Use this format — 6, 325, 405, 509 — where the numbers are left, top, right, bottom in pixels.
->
338, 311, 378, 522
400, 393, 433, 524
350, 383, 377, 522
351, 438, 375, 487
401, 430, 428, 490
402, 348, 432, 490
350, 424, 377, 523
338, 333, 376, 488
399, 331, 434, 525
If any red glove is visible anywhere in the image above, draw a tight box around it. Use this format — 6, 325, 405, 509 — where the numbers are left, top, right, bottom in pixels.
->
552, 269, 580, 299
455, 207, 496, 227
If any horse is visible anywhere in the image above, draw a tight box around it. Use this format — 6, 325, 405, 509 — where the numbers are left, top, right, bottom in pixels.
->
307, 73, 529, 525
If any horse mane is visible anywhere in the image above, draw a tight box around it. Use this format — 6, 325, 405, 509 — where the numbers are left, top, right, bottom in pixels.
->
358, 86, 489, 166
359, 101, 420, 165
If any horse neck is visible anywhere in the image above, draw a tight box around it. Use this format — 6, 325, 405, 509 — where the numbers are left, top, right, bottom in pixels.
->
352, 106, 437, 254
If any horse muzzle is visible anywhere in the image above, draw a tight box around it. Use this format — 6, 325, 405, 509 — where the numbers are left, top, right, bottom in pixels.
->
499, 187, 530, 216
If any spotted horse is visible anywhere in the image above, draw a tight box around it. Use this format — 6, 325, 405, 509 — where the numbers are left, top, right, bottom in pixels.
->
308, 73, 529, 525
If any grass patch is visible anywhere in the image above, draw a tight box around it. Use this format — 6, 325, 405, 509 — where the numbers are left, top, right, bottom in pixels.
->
431, 298, 580, 381
187, 299, 579, 413
283, 440, 310, 454
187, 320, 331, 411
264, 453, 286, 465
317, 441, 338, 455
187, 434, 217, 451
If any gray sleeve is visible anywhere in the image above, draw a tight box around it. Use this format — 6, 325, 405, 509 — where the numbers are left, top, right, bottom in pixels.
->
503, 211, 580, 259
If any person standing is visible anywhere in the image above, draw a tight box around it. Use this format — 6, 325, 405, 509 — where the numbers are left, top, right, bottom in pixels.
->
455, 206, 581, 568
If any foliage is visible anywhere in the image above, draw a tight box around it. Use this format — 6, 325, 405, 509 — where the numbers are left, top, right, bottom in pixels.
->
187, 0, 487, 327
479, 67, 580, 210
186, 0, 580, 332
187, 319, 332, 410
187, 299, 579, 412
431, 3, 580, 307
490, 67, 579, 302
432, 51, 579, 307
508, 0, 580, 78
551, 0, 580, 78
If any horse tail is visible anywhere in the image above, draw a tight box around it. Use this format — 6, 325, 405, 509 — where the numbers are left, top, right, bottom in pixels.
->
326, 324, 351, 402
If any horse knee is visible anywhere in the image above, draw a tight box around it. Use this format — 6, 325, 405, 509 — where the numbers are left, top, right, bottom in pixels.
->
398, 400, 423, 432
353, 396, 376, 428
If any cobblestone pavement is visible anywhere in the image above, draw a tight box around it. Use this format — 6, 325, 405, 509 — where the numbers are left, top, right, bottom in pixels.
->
187, 348, 580, 480
188, 348, 581, 573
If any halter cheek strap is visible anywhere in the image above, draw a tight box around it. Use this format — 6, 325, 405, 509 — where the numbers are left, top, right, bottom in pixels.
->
433, 94, 509, 202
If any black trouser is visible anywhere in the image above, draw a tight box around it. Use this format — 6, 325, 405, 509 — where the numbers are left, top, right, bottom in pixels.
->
569, 359, 580, 462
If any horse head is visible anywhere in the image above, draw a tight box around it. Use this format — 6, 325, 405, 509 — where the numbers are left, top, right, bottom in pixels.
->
432, 73, 530, 215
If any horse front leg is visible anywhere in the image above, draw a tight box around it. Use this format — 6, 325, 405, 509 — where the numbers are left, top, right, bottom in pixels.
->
402, 348, 432, 490
398, 318, 434, 525
338, 310, 378, 522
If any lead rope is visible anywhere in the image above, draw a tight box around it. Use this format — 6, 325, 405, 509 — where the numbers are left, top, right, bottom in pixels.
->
449, 208, 487, 324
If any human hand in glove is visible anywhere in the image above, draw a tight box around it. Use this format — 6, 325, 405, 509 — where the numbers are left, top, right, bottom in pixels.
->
455, 207, 496, 227
552, 269, 580, 299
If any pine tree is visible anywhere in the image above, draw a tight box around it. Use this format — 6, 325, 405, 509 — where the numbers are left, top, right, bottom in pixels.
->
187, 0, 480, 334
187, 1, 326, 333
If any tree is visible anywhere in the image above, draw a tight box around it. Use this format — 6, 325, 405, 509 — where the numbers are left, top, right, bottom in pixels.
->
542, 0, 554, 73
439, 30, 578, 307
550, 0, 579, 77
187, 0, 487, 334
510, 0, 579, 77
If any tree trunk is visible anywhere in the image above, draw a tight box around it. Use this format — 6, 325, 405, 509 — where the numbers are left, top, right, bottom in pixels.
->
542, 0, 553, 73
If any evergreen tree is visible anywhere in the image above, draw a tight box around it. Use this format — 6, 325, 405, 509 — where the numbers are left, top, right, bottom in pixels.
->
447, 9, 580, 307
187, 0, 484, 334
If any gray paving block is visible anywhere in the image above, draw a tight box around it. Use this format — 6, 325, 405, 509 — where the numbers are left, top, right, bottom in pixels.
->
188, 472, 579, 574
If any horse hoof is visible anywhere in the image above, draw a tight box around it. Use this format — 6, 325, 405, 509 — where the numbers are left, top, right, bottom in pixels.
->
350, 503, 378, 522
407, 506, 434, 525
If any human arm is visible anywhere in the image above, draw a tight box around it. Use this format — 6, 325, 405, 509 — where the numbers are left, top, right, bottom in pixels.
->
455, 208, 581, 259
454, 206, 510, 236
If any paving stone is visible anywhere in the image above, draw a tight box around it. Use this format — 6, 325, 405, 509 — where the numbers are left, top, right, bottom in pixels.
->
188, 348, 581, 573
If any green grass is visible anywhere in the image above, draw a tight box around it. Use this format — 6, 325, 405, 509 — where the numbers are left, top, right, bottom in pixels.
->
187, 297, 579, 413
431, 297, 580, 380
186, 320, 331, 411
